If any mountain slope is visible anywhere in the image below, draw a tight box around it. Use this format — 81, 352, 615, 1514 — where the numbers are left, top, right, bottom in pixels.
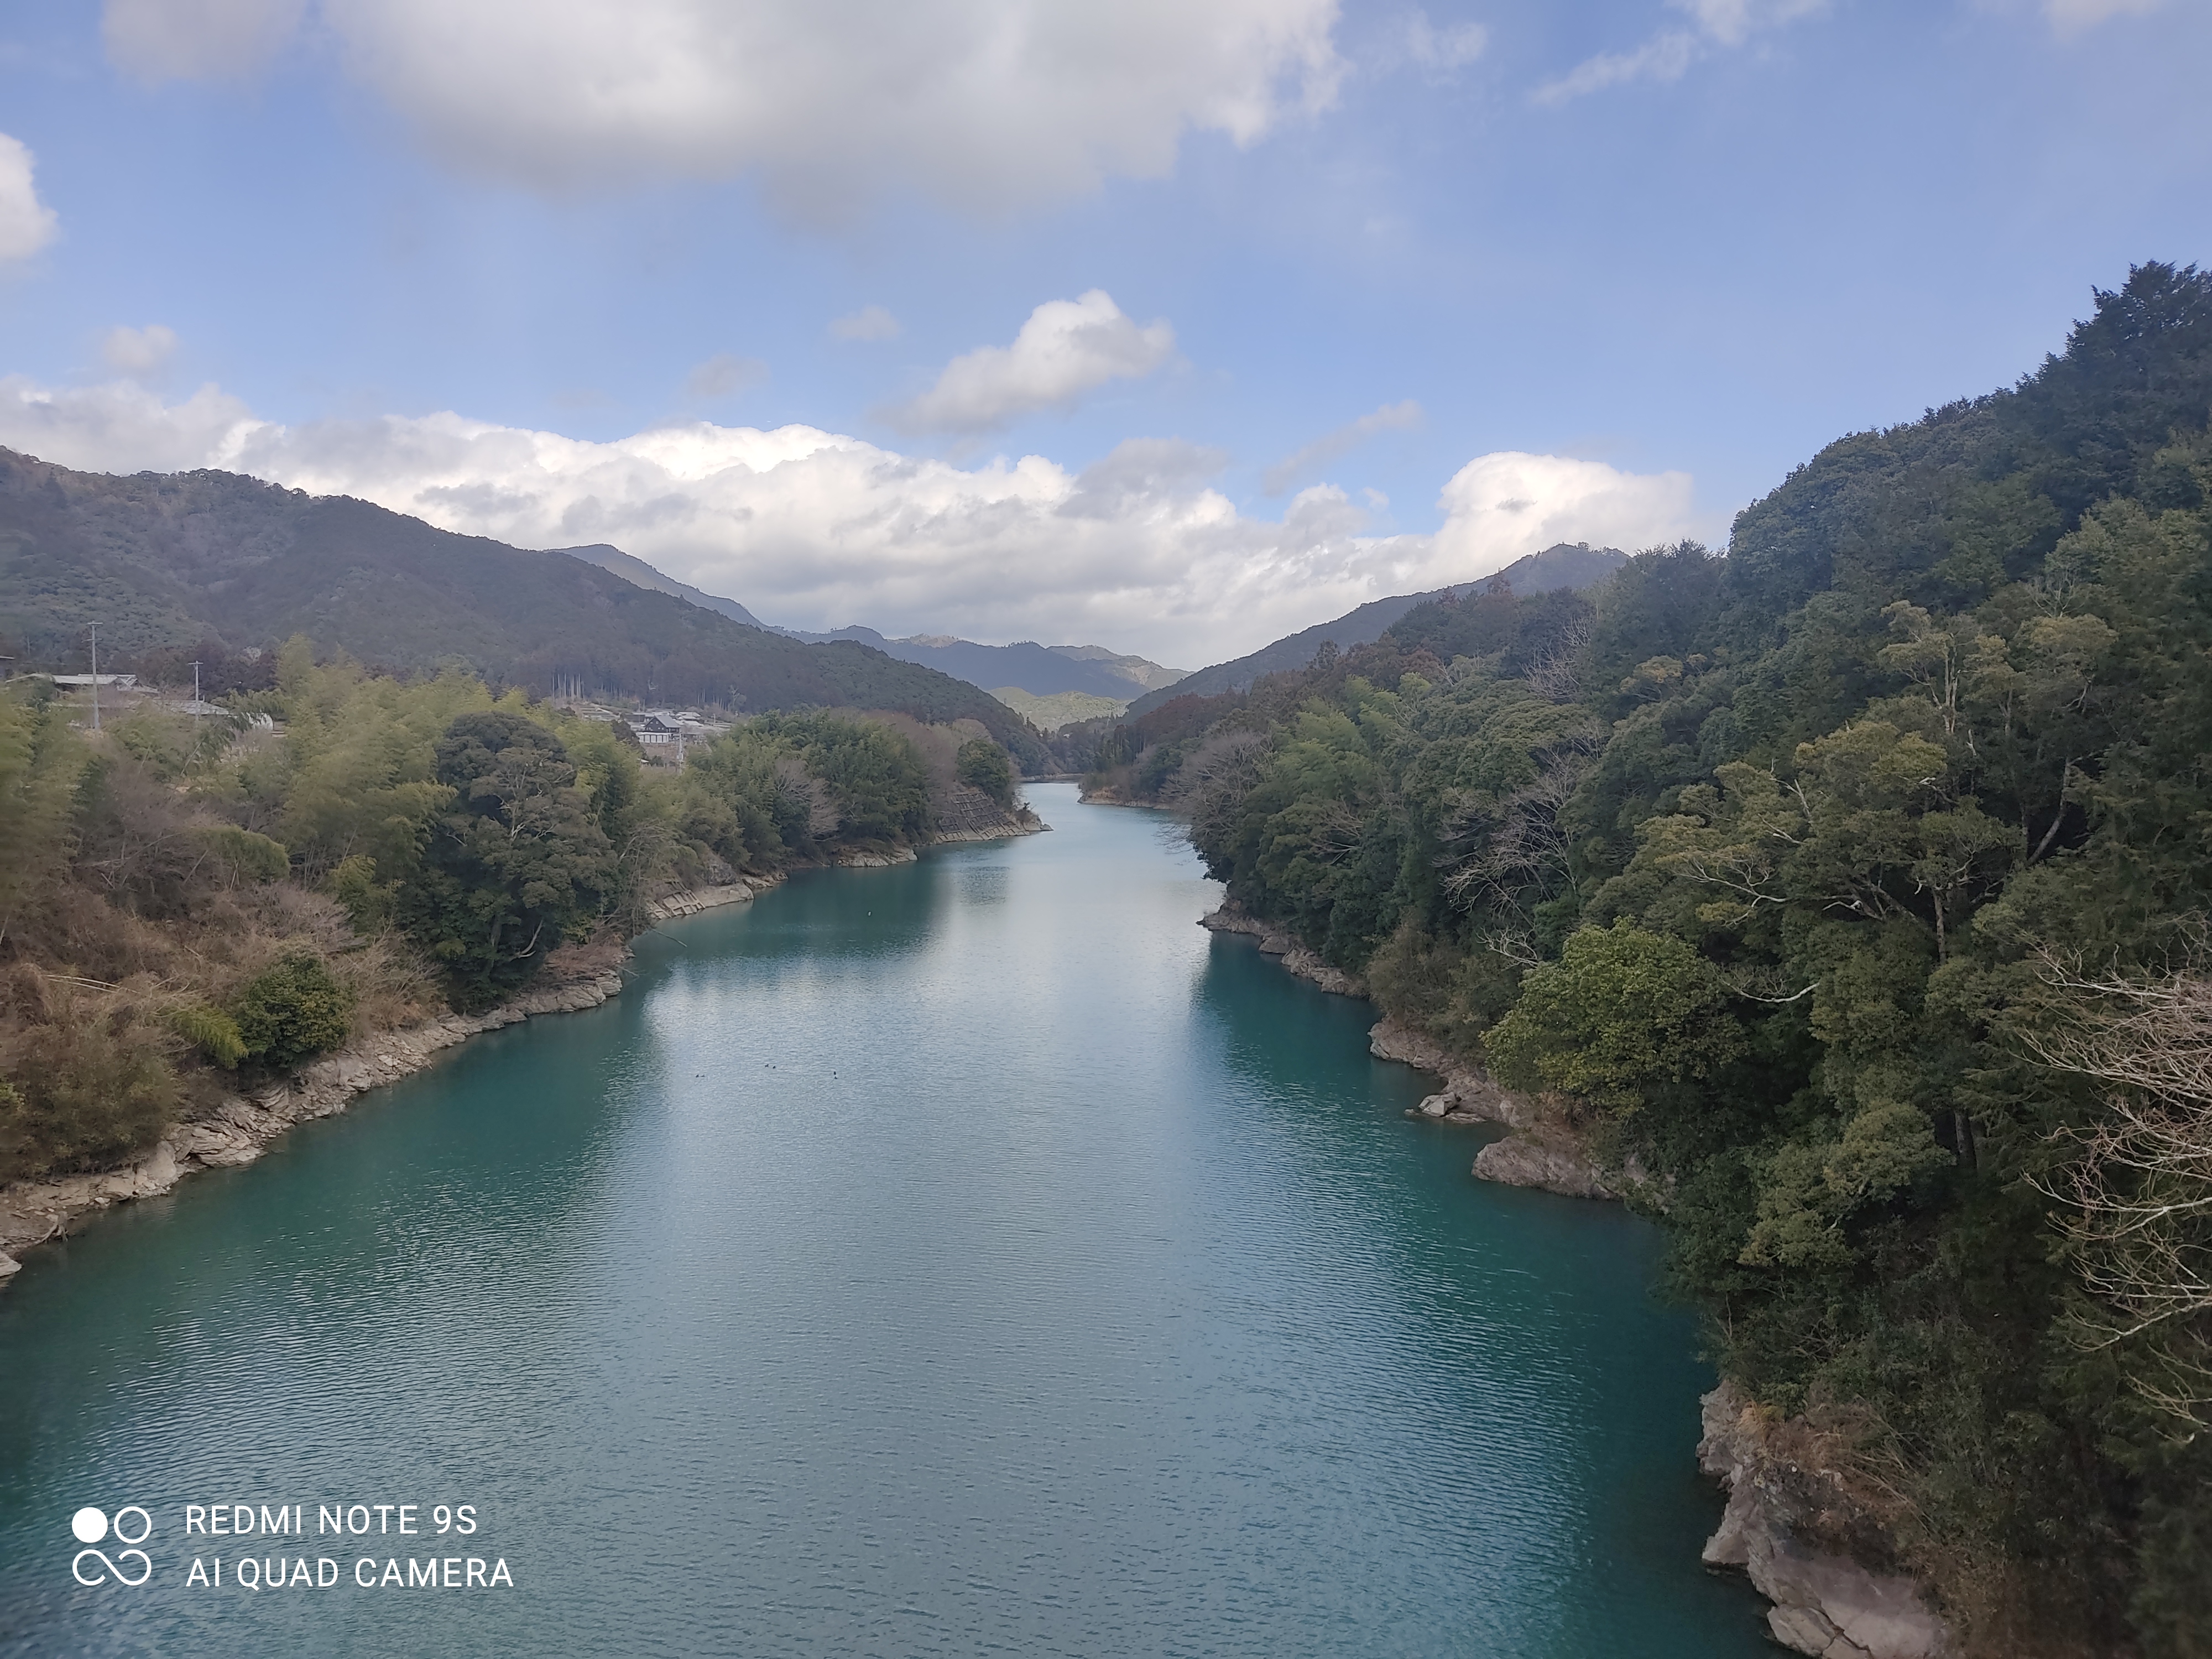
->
554, 542, 771, 630
785, 625, 1187, 699
1124, 541, 1626, 718
0, 450, 1049, 768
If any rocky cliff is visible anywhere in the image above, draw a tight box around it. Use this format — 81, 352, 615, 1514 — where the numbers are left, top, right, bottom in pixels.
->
1699, 1383, 1952, 1658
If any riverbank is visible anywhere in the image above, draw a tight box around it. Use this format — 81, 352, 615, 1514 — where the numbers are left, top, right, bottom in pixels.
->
1204, 898, 1955, 1659
0, 813, 1048, 1287
1199, 902, 1617, 1201
0, 952, 628, 1284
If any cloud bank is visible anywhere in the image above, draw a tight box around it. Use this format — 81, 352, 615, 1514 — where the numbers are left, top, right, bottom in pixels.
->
880, 291, 1175, 436
0, 375, 1702, 665
104, 0, 1344, 218
0, 135, 59, 263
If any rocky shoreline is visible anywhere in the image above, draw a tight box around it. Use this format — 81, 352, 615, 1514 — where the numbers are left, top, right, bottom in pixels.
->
0, 964, 628, 1285
2, 817, 1049, 1287
1197, 901, 1365, 996
1206, 902, 1952, 1656
1199, 904, 1618, 1201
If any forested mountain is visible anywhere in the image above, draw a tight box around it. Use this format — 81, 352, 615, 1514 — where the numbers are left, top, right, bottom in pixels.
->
1121, 541, 1627, 718
0, 452, 1048, 769
1089, 263, 2212, 1656
782, 625, 1188, 700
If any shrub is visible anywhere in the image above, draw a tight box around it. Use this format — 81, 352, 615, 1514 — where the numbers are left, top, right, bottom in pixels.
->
171, 1003, 249, 1068
194, 825, 290, 885
232, 953, 355, 1069
0, 1017, 179, 1182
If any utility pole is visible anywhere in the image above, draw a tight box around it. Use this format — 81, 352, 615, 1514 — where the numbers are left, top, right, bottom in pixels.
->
192, 660, 203, 726
88, 623, 100, 732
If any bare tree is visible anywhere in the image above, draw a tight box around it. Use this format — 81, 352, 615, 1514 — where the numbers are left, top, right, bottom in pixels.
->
1520, 612, 1593, 705
1436, 717, 1605, 920
2028, 952, 2212, 1436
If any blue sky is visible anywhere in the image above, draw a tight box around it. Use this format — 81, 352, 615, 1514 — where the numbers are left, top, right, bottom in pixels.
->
0, 0, 2205, 665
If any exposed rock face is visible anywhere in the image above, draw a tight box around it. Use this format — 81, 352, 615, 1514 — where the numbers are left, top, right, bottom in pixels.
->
646, 881, 757, 921
1471, 1130, 1616, 1199
0, 967, 625, 1284
933, 786, 1046, 843
834, 847, 920, 868
1699, 1383, 1951, 1658
1199, 904, 1365, 996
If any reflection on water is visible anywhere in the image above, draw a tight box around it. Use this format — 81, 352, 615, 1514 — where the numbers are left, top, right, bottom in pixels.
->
0, 784, 1768, 1657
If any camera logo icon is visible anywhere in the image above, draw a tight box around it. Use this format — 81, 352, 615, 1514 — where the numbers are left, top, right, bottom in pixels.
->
71, 1506, 153, 1587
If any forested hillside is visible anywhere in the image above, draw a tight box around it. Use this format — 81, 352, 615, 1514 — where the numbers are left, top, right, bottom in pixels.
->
1089, 263, 2212, 1656
1120, 540, 1627, 718
0, 452, 1049, 770
0, 641, 1029, 1185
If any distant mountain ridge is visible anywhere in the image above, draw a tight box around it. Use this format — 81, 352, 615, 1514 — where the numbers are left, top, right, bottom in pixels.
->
551, 543, 1189, 702
0, 448, 1049, 768
781, 625, 1188, 700
555, 543, 772, 631
1123, 542, 1628, 718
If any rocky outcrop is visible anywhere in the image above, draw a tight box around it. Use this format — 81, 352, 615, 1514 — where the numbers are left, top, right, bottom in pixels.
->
1471, 1129, 1618, 1199
1698, 1383, 1951, 1659
1199, 904, 1366, 996
1368, 1017, 1536, 1128
1364, 1015, 1621, 1199
646, 881, 758, 921
934, 786, 1047, 843
836, 846, 920, 868
0, 966, 626, 1285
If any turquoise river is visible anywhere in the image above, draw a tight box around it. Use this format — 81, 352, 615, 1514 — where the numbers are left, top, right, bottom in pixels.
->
0, 784, 1772, 1656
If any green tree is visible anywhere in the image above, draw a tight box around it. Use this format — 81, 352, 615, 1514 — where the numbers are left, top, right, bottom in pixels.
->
1485, 920, 1743, 1112
399, 711, 615, 1008
956, 738, 1014, 806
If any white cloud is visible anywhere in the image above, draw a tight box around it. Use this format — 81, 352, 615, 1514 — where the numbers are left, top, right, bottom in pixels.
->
1535, 0, 1822, 104
1432, 451, 1698, 572
0, 134, 59, 263
100, 324, 180, 377
1263, 399, 1422, 494
104, 0, 305, 80
2044, 0, 2172, 30
0, 375, 263, 473
683, 353, 768, 399
880, 290, 1175, 436
0, 377, 1699, 666
106, 0, 1343, 218
830, 305, 901, 343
